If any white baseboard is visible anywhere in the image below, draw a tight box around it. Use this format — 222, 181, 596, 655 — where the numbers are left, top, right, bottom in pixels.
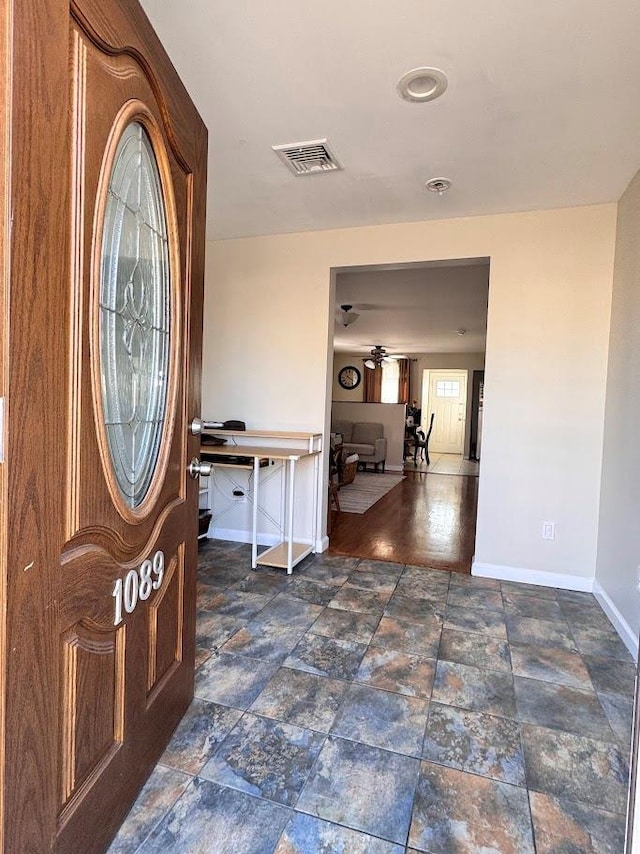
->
472, 560, 639, 659
593, 581, 639, 660
471, 560, 594, 592
386, 465, 404, 473
317, 535, 330, 553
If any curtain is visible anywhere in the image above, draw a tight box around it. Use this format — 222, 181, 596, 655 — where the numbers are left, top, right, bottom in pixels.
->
398, 358, 411, 405
363, 365, 382, 402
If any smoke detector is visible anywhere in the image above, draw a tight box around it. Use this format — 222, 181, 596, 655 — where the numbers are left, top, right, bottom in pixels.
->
425, 177, 452, 195
272, 138, 342, 176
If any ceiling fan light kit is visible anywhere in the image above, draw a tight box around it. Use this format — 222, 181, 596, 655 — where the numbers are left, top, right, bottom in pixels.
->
363, 344, 396, 368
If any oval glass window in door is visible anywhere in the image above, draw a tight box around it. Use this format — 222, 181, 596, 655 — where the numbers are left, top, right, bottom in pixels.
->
99, 121, 171, 509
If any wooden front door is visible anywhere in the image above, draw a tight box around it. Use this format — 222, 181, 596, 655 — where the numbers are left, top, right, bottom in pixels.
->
1, 0, 207, 851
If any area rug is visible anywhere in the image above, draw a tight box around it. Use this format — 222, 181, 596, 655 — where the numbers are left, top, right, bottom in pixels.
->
338, 473, 405, 514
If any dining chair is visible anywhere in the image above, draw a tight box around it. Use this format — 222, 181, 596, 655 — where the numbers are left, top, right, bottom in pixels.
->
328, 444, 342, 510
413, 413, 435, 465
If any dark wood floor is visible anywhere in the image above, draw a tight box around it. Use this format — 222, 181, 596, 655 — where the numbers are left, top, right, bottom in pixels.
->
328, 470, 478, 573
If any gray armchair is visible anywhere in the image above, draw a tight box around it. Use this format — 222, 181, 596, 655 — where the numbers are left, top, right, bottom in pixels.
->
331, 420, 387, 472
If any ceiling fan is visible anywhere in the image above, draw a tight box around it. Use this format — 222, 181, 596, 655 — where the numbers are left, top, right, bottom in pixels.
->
363, 344, 406, 369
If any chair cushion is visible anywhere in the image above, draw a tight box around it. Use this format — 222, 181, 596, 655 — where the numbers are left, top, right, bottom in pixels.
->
346, 443, 375, 456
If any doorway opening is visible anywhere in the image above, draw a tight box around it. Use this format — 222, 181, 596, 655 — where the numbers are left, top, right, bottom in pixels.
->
328, 258, 489, 572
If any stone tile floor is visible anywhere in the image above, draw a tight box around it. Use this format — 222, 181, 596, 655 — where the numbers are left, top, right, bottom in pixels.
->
109, 540, 635, 853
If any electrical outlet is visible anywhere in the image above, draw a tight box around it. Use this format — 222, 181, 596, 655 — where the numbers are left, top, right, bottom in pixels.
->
542, 521, 555, 541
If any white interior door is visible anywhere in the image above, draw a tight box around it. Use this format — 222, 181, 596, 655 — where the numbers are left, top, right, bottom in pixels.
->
424, 370, 468, 454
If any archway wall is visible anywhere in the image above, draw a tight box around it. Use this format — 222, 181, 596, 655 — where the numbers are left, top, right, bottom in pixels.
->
202, 203, 617, 582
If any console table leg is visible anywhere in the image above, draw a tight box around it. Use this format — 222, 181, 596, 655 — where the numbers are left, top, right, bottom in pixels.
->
251, 456, 259, 569
286, 458, 296, 574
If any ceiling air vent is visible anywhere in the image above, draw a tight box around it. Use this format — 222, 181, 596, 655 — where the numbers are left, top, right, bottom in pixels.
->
272, 138, 342, 176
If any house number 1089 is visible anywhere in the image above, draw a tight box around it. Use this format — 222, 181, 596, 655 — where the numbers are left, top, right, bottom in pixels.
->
113, 550, 165, 626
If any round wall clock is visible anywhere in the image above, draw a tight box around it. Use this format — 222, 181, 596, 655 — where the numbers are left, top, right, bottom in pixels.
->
338, 365, 361, 390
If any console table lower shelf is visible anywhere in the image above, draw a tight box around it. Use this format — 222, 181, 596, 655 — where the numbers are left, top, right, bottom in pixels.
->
256, 541, 314, 570
202, 440, 320, 574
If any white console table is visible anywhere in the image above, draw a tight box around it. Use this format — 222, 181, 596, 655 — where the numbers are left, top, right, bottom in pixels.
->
201, 430, 322, 574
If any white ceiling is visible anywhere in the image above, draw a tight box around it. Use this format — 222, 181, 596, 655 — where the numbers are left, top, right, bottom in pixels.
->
141, 0, 640, 243
139, 0, 640, 354
334, 261, 490, 355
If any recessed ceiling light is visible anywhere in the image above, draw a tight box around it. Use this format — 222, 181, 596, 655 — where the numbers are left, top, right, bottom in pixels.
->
457, 328, 467, 336
425, 177, 452, 195
396, 67, 448, 103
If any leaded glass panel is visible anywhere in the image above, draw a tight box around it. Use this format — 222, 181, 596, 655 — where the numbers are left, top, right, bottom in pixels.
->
99, 121, 171, 508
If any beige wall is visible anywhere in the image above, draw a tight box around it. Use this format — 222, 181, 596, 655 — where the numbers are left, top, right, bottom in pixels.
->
204, 204, 616, 578
331, 352, 486, 457
331, 351, 486, 406
595, 169, 640, 644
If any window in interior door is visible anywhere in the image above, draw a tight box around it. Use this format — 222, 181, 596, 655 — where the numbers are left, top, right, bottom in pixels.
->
435, 380, 460, 397
99, 121, 171, 509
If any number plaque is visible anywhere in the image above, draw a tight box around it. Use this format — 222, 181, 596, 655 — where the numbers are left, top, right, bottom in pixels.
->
113, 550, 165, 626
